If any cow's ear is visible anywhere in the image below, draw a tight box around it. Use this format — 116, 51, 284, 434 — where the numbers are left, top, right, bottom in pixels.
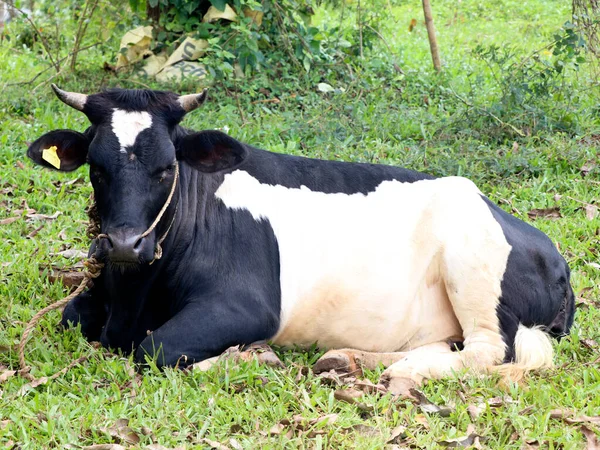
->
27, 129, 89, 172
177, 130, 248, 173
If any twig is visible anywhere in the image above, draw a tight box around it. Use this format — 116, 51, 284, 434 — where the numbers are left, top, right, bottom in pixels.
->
365, 25, 404, 74
4, 42, 101, 88
448, 88, 526, 137
71, 0, 100, 72
4, 1, 60, 72
357, 0, 364, 59
233, 89, 246, 124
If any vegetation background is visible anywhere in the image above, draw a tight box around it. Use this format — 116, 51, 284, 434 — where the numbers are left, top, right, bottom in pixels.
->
0, 0, 599, 448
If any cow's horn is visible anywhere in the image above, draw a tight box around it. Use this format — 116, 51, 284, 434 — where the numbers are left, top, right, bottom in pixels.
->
178, 89, 208, 113
51, 84, 87, 111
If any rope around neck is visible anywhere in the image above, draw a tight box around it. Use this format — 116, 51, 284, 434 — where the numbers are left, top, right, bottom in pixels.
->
18, 162, 180, 382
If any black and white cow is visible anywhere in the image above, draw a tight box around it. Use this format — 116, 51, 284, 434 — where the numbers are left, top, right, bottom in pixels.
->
26, 85, 575, 388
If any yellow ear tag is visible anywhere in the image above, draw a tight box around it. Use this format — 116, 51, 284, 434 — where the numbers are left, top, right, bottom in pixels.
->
42, 146, 61, 169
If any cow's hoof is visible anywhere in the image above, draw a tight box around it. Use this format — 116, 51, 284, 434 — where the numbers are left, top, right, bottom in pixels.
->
313, 350, 360, 375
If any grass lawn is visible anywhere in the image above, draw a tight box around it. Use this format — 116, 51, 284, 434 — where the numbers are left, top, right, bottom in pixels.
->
1, 0, 599, 448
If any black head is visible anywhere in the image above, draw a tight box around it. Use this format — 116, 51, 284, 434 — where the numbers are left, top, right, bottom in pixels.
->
27, 85, 248, 268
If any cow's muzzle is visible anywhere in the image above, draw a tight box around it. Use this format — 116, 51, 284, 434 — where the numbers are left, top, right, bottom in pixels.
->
100, 228, 155, 264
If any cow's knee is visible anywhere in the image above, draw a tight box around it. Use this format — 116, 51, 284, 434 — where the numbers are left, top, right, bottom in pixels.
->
61, 290, 106, 341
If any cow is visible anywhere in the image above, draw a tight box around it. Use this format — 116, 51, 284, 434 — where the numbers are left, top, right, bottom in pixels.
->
26, 85, 575, 390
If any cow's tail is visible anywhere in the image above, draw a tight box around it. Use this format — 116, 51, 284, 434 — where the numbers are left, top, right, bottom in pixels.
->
492, 325, 554, 382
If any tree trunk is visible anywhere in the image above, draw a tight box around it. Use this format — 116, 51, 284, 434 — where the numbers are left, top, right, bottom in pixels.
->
422, 0, 441, 72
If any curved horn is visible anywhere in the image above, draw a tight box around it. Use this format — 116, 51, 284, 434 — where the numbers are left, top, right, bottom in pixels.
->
51, 84, 87, 111
178, 89, 208, 113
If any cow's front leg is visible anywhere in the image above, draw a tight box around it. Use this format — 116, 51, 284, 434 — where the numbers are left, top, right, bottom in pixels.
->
61, 287, 107, 341
134, 296, 279, 368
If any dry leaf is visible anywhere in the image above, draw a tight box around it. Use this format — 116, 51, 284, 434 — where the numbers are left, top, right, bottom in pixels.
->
512, 142, 519, 152
0, 369, 16, 383
0, 217, 19, 225
582, 425, 600, 450
83, 446, 126, 450
26, 211, 61, 221
201, 438, 231, 450
550, 409, 600, 425
27, 223, 45, 238
344, 424, 381, 437
582, 339, 598, 349
269, 423, 285, 436
410, 388, 454, 417
47, 270, 87, 289
387, 425, 407, 444
229, 438, 243, 450
581, 161, 597, 177
439, 432, 482, 448
527, 207, 562, 220
334, 389, 373, 412
585, 204, 598, 220
53, 249, 88, 259
408, 18, 417, 32
100, 419, 140, 446
355, 378, 388, 395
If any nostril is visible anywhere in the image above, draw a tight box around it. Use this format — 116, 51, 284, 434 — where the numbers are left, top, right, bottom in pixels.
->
104, 235, 114, 250
133, 236, 144, 251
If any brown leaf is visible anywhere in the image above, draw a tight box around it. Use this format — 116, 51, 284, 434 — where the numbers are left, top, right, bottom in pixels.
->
269, 423, 285, 436
387, 425, 407, 444
582, 425, 600, 450
16, 160, 25, 169
355, 378, 388, 395
414, 414, 430, 429
410, 388, 454, 417
527, 207, 562, 220
27, 223, 45, 238
439, 432, 482, 448
52, 249, 88, 259
408, 18, 417, 32
0, 217, 19, 225
0, 369, 16, 383
582, 339, 598, 349
344, 424, 381, 437
581, 161, 597, 177
201, 439, 231, 450
585, 204, 598, 221
101, 419, 140, 446
47, 270, 87, 289
334, 389, 373, 412
83, 446, 126, 450
26, 211, 61, 221
229, 438, 243, 450
512, 142, 519, 153
550, 409, 600, 425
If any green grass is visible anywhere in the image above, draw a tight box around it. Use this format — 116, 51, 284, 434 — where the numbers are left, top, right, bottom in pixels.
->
1, 0, 600, 448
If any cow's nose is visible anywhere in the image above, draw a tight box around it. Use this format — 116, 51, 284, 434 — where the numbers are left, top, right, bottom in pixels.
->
105, 229, 146, 262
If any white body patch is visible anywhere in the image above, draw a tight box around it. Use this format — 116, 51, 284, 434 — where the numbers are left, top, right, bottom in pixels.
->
215, 170, 512, 356
111, 109, 152, 153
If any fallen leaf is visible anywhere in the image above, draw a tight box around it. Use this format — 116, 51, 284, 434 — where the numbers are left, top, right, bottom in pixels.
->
26, 211, 62, 221
18, 376, 49, 395
52, 249, 88, 259
581, 425, 600, 450
550, 409, 600, 425
16, 160, 25, 169
585, 204, 598, 220
0, 217, 19, 225
269, 423, 285, 436
344, 424, 381, 437
410, 388, 454, 417
27, 223, 45, 238
582, 339, 598, 349
581, 161, 597, 177
527, 207, 562, 220
334, 389, 373, 412
229, 438, 243, 450
512, 142, 519, 152
438, 434, 481, 448
47, 270, 87, 289
355, 378, 388, 394
387, 425, 407, 444
83, 446, 126, 450
201, 439, 231, 450
0, 369, 16, 383
101, 418, 140, 446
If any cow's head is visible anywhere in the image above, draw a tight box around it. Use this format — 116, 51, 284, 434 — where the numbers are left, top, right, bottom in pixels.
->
27, 85, 247, 267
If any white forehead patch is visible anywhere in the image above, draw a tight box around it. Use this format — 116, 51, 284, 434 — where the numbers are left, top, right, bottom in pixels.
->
111, 109, 152, 153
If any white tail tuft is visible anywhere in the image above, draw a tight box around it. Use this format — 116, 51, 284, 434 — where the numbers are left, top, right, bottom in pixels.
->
514, 324, 554, 370
491, 324, 554, 383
